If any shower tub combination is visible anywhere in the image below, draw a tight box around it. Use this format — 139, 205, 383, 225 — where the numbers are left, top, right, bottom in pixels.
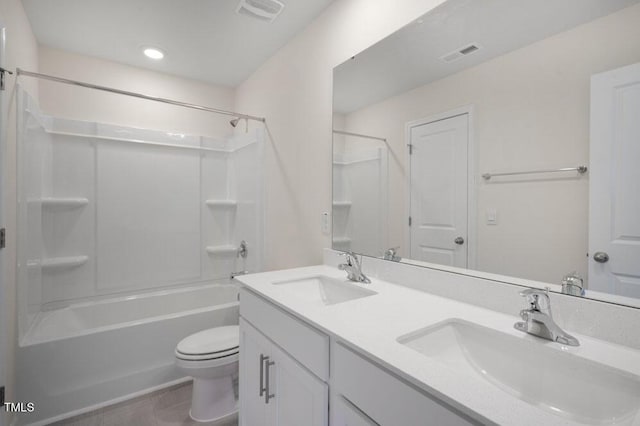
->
15, 87, 264, 425
17, 282, 239, 425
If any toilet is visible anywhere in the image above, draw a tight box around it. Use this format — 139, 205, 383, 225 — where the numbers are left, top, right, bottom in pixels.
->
175, 325, 239, 422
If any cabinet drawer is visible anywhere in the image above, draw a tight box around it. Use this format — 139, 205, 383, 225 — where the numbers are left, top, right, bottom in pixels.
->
240, 288, 329, 381
332, 343, 479, 426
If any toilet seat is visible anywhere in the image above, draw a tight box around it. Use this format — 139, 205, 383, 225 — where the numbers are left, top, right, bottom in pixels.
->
175, 326, 239, 362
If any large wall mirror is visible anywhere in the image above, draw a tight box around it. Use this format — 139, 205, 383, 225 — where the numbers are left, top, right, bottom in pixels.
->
332, 0, 640, 308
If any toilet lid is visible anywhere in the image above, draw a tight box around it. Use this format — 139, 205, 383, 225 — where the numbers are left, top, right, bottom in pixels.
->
176, 325, 239, 356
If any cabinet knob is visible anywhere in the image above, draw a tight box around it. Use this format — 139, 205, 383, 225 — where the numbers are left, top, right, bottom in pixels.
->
454, 237, 465, 245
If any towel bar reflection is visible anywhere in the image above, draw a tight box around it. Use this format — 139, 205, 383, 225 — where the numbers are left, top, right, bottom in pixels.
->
482, 166, 587, 180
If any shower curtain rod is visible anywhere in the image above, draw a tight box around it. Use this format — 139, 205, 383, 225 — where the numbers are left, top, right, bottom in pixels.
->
332, 129, 387, 142
16, 68, 266, 123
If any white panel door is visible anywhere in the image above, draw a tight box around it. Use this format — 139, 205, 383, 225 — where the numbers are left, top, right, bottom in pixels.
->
589, 62, 640, 297
409, 114, 468, 267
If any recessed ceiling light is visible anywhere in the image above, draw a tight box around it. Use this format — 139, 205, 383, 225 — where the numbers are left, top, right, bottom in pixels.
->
143, 47, 164, 60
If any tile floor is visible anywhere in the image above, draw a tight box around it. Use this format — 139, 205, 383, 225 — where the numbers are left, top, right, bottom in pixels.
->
50, 382, 238, 426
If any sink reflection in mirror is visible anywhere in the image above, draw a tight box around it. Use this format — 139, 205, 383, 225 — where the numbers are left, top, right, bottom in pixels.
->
398, 319, 640, 425
332, 0, 640, 308
272, 275, 377, 306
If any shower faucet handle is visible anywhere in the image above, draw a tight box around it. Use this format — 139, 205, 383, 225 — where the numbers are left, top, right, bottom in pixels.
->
237, 240, 248, 258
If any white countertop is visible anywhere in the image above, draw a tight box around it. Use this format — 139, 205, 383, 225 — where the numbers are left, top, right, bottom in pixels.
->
237, 265, 640, 426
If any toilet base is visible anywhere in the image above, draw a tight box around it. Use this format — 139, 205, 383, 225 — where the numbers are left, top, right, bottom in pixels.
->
189, 375, 238, 423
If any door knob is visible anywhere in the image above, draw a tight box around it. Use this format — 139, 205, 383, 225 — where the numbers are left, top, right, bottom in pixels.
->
593, 252, 609, 263
454, 237, 464, 245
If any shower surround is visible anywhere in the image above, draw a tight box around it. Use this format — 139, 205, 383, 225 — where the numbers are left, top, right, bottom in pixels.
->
15, 88, 264, 425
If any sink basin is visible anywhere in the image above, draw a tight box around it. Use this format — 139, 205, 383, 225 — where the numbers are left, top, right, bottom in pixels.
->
272, 275, 377, 306
398, 319, 640, 424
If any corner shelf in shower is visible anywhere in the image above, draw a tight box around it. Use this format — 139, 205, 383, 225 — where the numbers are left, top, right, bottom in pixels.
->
332, 201, 352, 209
205, 200, 238, 208
39, 197, 89, 210
40, 255, 89, 271
205, 245, 239, 256
332, 237, 352, 245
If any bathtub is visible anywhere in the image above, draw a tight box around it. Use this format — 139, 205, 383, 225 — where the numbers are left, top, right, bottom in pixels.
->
16, 282, 239, 426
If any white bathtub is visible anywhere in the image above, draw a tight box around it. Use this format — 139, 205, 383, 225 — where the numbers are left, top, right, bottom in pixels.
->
16, 282, 240, 426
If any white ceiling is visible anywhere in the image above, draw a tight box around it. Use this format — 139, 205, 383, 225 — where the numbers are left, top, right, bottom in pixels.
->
334, 0, 640, 114
22, 0, 334, 87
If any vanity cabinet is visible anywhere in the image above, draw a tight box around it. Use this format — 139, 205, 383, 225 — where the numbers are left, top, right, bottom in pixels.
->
239, 287, 477, 426
239, 290, 329, 426
331, 342, 478, 426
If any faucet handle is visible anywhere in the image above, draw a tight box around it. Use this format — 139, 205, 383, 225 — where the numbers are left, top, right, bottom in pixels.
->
339, 251, 356, 266
520, 288, 551, 313
340, 250, 358, 262
340, 251, 365, 271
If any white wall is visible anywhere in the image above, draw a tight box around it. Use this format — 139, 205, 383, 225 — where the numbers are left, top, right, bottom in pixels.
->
0, 0, 39, 418
235, 0, 447, 270
38, 46, 236, 139
342, 3, 640, 284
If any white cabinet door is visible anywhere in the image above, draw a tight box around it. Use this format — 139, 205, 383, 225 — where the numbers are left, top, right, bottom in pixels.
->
269, 340, 328, 426
589, 62, 640, 297
240, 318, 328, 426
239, 318, 270, 426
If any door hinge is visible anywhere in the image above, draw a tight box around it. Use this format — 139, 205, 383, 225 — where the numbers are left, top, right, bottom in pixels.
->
407, 144, 413, 155
408, 216, 412, 227
0, 228, 5, 249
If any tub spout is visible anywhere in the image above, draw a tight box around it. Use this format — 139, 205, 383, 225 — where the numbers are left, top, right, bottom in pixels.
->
231, 271, 249, 279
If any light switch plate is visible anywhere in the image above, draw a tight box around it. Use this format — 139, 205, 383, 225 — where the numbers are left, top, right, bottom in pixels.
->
486, 208, 498, 225
321, 212, 330, 234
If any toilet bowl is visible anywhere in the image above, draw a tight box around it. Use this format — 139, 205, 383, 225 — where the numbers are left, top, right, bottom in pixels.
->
175, 325, 239, 422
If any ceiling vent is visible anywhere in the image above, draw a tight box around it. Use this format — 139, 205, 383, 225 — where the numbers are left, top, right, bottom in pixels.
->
440, 43, 481, 63
236, 0, 285, 23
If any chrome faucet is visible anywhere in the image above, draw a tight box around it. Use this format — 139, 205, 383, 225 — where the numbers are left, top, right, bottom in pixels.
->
383, 247, 401, 262
338, 252, 371, 284
514, 288, 579, 346
561, 271, 584, 297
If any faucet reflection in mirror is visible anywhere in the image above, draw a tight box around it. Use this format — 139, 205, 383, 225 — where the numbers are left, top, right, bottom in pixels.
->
383, 247, 401, 262
561, 272, 584, 297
